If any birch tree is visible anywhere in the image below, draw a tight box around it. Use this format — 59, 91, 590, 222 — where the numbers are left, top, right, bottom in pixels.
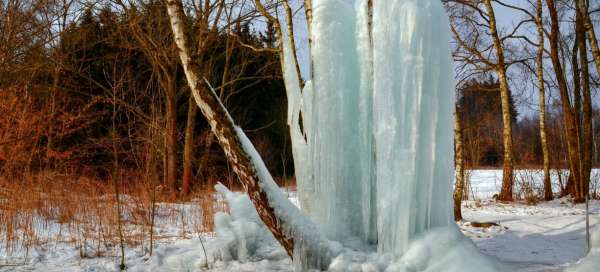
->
164, 0, 332, 268
535, 0, 552, 200
453, 104, 466, 221
446, 0, 523, 201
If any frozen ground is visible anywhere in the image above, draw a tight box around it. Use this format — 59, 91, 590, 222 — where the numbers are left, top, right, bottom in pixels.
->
0, 169, 598, 271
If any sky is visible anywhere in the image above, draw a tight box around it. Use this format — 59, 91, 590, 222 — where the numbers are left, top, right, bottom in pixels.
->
276, 0, 599, 121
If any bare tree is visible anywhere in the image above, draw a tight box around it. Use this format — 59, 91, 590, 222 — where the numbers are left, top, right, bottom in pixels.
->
576, 0, 593, 200
546, 0, 587, 202
447, 0, 521, 201
535, 0, 552, 200
122, 2, 180, 196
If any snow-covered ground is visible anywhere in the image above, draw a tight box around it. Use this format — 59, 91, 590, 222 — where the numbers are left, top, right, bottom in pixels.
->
461, 199, 599, 272
0, 170, 598, 271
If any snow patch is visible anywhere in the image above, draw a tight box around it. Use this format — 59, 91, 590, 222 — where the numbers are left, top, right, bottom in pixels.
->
568, 226, 600, 272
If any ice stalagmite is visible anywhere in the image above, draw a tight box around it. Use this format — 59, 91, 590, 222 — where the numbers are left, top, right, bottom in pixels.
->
305, 0, 375, 243
283, 0, 454, 264
371, 0, 454, 254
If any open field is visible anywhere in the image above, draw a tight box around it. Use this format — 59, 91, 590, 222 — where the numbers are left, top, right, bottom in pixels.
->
0, 170, 598, 271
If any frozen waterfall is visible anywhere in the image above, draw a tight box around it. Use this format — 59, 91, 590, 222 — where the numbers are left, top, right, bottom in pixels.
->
285, 0, 454, 256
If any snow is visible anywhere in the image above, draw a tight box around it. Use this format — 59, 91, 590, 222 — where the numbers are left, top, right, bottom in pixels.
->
328, 226, 503, 272
459, 198, 599, 271
2, 170, 598, 271
466, 169, 598, 200
564, 226, 600, 272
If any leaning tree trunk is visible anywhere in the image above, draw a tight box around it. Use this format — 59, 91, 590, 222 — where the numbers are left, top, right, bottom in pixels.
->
453, 106, 466, 221
536, 0, 552, 200
165, 1, 332, 268
483, 0, 514, 201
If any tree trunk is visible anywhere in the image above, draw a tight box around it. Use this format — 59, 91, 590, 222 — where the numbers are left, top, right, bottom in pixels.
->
164, 79, 178, 196
536, 0, 552, 201
198, 132, 214, 180
546, 0, 584, 203
570, 40, 584, 201
483, 0, 514, 201
182, 95, 197, 196
165, 1, 332, 264
453, 106, 465, 221
576, 3, 592, 200
577, 0, 600, 78
282, 0, 304, 89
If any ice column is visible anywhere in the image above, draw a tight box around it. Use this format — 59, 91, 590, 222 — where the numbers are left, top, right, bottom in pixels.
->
371, 0, 454, 254
305, 0, 375, 243
285, 0, 454, 256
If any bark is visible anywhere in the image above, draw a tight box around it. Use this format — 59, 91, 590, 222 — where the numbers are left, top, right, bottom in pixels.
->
182, 95, 197, 196
577, 0, 600, 77
303, 0, 314, 78
164, 78, 178, 196
453, 106, 465, 221
483, 0, 514, 201
546, 0, 584, 202
577, 3, 592, 199
282, 0, 304, 89
197, 132, 214, 180
536, 0, 552, 201
570, 40, 584, 201
303, 0, 312, 36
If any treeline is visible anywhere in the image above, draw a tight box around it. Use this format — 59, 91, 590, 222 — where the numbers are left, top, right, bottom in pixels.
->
0, 1, 291, 197
447, 0, 600, 203
1, 0, 599, 203
457, 78, 600, 169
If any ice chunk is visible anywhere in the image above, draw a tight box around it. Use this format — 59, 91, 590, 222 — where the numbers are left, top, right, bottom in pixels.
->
212, 184, 287, 262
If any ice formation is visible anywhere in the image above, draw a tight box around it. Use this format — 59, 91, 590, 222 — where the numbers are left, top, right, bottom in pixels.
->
216, 0, 496, 270
285, 0, 453, 256
212, 183, 288, 262
328, 226, 502, 272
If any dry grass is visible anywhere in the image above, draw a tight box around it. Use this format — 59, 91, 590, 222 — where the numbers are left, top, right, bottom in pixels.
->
0, 171, 227, 262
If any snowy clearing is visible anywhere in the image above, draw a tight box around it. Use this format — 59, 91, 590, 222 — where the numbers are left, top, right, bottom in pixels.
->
1, 169, 599, 271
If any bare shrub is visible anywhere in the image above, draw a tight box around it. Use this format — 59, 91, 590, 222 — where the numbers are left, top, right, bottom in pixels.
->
514, 170, 540, 205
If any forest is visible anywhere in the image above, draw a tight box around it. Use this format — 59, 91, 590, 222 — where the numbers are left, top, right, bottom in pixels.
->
0, 0, 599, 271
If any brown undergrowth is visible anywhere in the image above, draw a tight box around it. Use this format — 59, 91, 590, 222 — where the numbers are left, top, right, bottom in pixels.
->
0, 171, 228, 262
